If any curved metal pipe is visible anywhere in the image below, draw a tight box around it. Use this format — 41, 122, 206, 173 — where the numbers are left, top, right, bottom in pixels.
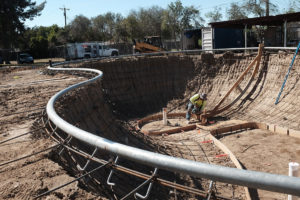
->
47, 59, 300, 196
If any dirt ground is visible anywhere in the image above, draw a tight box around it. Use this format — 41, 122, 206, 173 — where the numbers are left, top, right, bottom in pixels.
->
1, 52, 300, 200
0, 58, 65, 66
0, 68, 104, 199
220, 128, 300, 200
141, 118, 300, 200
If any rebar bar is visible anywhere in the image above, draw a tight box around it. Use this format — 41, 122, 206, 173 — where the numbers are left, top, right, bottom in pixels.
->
45, 51, 300, 197
34, 162, 109, 199
0, 144, 59, 167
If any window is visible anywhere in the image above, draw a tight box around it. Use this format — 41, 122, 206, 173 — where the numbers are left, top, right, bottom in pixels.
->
82, 45, 91, 52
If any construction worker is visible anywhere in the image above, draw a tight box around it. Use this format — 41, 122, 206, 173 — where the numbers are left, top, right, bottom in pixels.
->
186, 93, 207, 124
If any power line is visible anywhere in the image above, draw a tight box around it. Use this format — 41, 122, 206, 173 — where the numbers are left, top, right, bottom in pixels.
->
198, 0, 241, 11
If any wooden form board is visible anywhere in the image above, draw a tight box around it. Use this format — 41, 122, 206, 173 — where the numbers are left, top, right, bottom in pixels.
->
204, 44, 264, 118
207, 134, 252, 200
137, 111, 300, 139
136, 113, 300, 199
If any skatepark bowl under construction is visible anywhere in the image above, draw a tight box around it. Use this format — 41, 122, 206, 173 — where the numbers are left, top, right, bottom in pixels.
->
42, 49, 300, 200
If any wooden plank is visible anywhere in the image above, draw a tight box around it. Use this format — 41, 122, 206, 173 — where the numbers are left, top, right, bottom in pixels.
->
147, 124, 196, 136
207, 134, 252, 200
210, 122, 256, 136
212, 44, 264, 113
275, 126, 289, 135
289, 129, 300, 139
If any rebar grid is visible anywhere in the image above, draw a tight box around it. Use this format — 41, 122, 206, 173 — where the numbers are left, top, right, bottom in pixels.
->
41, 116, 218, 199
44, 53, 300, 198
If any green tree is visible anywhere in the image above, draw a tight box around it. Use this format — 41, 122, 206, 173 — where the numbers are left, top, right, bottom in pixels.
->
122, 6, 165, 41
181, 5, 203, 29
162, 0, 202, 44
113, 14, 128, 42
124, 12, 143, 40
285, 0, 300, 13
69, 15, 92, 42
21, 25, 64, 58
0, 0, 45, 48
138, 6, 165, 36
227, 2, 248, 20
205, 7, 223, 23
243, 0, 278, 17
92, 12, 127, 42
91, 15, 109, 41
0, 0, 45, 62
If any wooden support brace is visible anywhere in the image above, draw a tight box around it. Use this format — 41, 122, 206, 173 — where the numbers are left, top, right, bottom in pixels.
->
211, 44, 264, 114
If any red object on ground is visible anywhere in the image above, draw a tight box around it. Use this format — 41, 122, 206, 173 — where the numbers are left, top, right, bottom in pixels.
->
201, 140, 213, 143
215, 154, 228, 158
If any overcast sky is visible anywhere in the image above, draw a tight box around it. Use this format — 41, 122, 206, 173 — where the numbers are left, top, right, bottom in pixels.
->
25, 0, 291, 28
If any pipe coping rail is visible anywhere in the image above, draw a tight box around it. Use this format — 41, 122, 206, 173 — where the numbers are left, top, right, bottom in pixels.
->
46, 53, 300, 197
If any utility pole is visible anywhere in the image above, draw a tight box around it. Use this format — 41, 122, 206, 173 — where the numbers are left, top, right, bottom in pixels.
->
266, 0, 269, 16
59, 6, 70, 28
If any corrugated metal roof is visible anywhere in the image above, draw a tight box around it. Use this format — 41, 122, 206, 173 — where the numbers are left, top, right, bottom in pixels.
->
209, 12, 300, 28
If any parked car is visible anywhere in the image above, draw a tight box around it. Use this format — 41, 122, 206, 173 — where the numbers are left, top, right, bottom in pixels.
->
18, 53, 34, 64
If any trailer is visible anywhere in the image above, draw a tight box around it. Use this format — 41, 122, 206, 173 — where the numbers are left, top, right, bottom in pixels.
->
66, 42, 119, 60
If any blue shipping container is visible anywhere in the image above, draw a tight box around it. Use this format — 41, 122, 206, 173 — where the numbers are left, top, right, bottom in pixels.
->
213, 28, 244, 49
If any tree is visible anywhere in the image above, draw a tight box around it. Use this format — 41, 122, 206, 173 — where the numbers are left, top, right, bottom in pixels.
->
285, 0, 300, 13
0, 0, 45, 48
0, 0, 45, 62
162, 0, 202, 44
243, 0, 278, 17
113, 14, 128, 42
69, 15, 92, 42
181, 5, 203, 29
124, 11, 143, 39
92, 12, 128, 42
20, 25, 64, 58
122, 6, 165, 41
205, 7, 223, 23
227, 2, 248, 20
92, 14, 109, 41
137, 6, 165, 37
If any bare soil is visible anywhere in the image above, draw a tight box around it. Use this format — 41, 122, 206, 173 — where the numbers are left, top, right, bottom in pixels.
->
220, 128, 300, 200
1, 52, 300, 200
0, 68, 104, 199
141, 118, 300, 200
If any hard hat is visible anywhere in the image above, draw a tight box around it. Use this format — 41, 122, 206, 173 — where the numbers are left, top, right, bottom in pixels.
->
200, 93, 207, 100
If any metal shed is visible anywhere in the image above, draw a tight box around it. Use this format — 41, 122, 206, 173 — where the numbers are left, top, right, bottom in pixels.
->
205, 12, 300, 48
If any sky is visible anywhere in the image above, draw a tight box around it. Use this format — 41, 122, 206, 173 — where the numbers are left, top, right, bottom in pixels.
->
25, 0, 291, 28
